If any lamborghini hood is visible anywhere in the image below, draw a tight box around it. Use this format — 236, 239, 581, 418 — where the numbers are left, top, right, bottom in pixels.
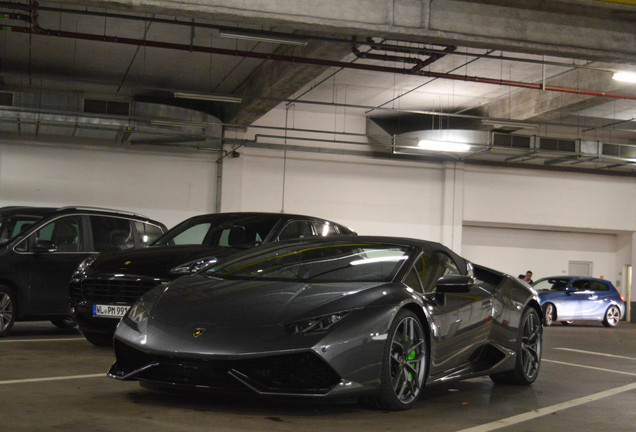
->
148, 275, 388, 327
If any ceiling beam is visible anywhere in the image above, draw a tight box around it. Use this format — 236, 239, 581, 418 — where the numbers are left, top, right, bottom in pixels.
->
85, 0, 636, 62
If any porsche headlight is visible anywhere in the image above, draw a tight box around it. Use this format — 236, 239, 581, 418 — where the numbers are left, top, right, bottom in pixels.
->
170, 257, 218, 275
284, 311, 350, 334
73, 255, 97, 276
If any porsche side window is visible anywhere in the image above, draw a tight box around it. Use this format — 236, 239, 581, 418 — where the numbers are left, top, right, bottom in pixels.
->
313, 221, 338, 237
278, 220, 314, 241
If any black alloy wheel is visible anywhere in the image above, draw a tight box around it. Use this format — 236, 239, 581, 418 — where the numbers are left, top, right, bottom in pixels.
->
602, 305, 621, 328
490, 307, 542, 385
81, 329, 114, 346
373, 309, 427, 411
0, 285, 16, 337
51, 318, 78, 329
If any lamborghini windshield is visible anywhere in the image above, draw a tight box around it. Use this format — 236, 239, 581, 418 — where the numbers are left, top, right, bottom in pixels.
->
204, 241, 411, 282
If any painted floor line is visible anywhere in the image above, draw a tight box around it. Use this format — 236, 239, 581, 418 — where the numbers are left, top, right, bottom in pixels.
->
555, 347, 636, 361
543, 358, 636, 377
454, 381, 636, 432
0, 373, 105, 385
0, 337, 84, 343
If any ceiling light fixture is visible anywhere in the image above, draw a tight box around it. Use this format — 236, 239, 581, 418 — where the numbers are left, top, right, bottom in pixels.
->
612, 71, 636, 84
173, 91, 242, 103
219, 29, 308, 46
418, 139, 472, 152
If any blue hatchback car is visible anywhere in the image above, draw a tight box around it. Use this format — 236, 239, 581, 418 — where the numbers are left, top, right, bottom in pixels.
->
533, 276, 626, 327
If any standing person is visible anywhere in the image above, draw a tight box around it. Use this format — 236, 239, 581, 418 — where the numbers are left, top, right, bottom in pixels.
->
518, 270, 534, 284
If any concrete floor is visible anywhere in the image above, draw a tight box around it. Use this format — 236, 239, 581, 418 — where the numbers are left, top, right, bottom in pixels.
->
2, 321, 635, 432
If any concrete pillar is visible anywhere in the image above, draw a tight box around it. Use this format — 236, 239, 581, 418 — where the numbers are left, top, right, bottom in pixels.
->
441, 161, 463, 253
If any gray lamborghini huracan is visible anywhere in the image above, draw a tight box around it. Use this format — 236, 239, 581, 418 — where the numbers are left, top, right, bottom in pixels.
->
108, 236, 542, 411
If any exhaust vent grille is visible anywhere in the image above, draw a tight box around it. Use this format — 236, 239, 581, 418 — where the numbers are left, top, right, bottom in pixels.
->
492, 133, 531, 149
540, 137, 576, 152
84, 99, 130, 116
0, 92, 13, 106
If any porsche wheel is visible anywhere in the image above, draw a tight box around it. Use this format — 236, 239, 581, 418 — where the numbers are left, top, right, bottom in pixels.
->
374, 310, 427, 411
490, 307, 542, 385
0, 285, 16, 337
602, 305, 620, 328
51, 318, 78, 329
82, 329, 113, 346
543, 303, 555, 326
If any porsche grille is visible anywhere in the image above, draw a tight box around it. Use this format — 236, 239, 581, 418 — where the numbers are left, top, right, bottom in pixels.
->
75, 278, 159, 303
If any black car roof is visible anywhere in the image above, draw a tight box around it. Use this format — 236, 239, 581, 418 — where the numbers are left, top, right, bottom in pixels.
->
178, 212, 355, 232
0, 206, 164, 225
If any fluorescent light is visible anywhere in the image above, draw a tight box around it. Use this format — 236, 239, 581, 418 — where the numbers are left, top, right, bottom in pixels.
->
612, 71, 636, 84
173, 91, 242, 103
418, 139, 471, 152
219, 29, 308, 46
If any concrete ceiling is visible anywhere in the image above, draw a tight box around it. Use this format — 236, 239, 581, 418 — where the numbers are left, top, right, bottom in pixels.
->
1, 0, 635, 175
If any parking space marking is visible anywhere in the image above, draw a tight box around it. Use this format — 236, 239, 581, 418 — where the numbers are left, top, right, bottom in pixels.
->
555, 348, 636, 361
454, 381, 636, 432
543, 359, 636, 376
0, 337, 84, 343
0, 373, 105, 385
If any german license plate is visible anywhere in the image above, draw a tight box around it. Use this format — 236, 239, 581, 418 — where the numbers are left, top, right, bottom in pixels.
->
93, 304, 130, 318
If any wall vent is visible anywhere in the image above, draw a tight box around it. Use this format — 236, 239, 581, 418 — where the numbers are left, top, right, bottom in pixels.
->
602, 143, 636, 158
83, 99, 130, 116
492, 133, 532, 149
0, 92, 14, 106
539, 137, 576, 152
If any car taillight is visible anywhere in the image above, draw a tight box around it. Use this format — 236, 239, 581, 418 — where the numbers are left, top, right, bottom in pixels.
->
619, 293, 625, 302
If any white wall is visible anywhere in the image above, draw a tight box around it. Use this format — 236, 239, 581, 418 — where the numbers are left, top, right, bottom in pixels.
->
462, 225, 618, 283
463, 166, 636, 232
0, 139, 218, 228
221, 147, 446, 241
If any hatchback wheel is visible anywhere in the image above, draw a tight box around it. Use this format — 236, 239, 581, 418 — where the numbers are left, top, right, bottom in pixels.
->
602, 305, 620, 328
0, 285, 16, 337
543, 303, 555, 326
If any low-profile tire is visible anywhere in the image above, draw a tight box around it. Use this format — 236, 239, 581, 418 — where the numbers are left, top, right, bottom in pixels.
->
0, 285, 16, 337
371, 309, 427, 411
51, 318, 78, 329
490, 307, 542, 385
82, 329, 113, 346
602, 305, 621, 328
543, 303, 555, 327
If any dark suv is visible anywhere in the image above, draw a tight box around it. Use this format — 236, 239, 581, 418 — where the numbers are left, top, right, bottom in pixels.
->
0, 206, 167, 337
69, 212, 356, 345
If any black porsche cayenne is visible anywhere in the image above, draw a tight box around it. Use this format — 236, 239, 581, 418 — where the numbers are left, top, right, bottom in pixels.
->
69, 212, 355, 345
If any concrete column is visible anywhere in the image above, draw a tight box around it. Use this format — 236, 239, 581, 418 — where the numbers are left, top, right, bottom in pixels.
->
218, 147, 244, 212
630, 232, 636, 322
441, 161, 463, 253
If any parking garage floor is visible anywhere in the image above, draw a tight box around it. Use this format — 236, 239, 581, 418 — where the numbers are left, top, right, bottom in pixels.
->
2, 321, 635, 432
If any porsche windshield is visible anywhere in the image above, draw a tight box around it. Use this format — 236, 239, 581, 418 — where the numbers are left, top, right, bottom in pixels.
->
204, 242, 411, 282
0, 213, 45, 245
154, 215, 280, 248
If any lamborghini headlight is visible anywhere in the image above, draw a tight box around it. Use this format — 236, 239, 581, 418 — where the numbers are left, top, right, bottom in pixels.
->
170, 257, 218, 275
284, 311, 350, 334
126, 299, 148, 328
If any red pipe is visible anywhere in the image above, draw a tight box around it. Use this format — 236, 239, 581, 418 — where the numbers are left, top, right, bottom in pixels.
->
8, 25, 636, 102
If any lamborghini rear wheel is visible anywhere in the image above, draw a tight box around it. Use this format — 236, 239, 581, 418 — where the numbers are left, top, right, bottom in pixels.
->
373, 309, 427, 411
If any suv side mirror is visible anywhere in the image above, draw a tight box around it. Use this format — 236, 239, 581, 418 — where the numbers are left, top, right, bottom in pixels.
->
436, 275, 474, 293
33, 240, 57, 253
